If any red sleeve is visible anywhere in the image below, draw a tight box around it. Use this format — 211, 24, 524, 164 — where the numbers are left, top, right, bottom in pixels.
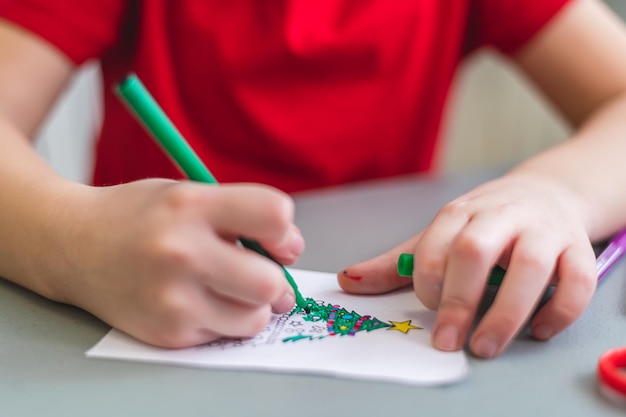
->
464, 0, 573, 55
0, 0, 129, 65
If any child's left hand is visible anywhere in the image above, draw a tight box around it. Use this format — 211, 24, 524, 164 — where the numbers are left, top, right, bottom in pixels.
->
337, 171, 598, 358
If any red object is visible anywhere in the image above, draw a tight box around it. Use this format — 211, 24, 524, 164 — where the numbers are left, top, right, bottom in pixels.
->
344, 275, 362, 281
1, 0, 569, 193
598, 348, 626, 399
342, 271, 362, 281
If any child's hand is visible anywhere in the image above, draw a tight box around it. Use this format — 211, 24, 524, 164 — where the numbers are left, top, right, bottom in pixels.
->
338, 172, 597, 358
49, 179, 304, 348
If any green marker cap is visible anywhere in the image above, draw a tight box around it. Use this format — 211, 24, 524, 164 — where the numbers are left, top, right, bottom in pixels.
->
397, 253, 414, 277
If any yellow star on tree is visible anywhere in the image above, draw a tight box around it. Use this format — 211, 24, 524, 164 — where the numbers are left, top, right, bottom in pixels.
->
388, 320, 421, 334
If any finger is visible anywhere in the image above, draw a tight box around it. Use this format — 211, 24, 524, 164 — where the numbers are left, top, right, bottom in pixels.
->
431, 209, 520, 351
412, 201, 475, 310
337, 237, 417, 294
469, 232, 557, 358
529, 243, 596, 341
197, 235, 295, 309
262, 225, 305, 266
133, 281, 275, 348
187, 183, 304, 262
201, 288, 274, 339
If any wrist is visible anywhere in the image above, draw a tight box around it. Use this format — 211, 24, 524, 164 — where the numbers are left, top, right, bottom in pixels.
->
505, 168, 595, 235
1, 179, 95, 303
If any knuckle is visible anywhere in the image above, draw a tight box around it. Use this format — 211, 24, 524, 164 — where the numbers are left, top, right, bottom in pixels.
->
514, 249, 552, 274
568, 268, 597, 294
493, 201, 519, 216
257, 188, 294, 228
141, 287, 199, 348
439, 294, 475, 314
249, 273, 285, 305
453, 232, 494, 262
489, 311, 522, 333
149, 328, 196, 349
550, 274, 595, 324
548, 302, 581, 326
437, 200, 471, 220
413, 254, 444, 282
164, 183, 211, 212
248, 188, 295, 246
150, 234, 195, 269
151, 283, 192, 318
415, 289, 440, 311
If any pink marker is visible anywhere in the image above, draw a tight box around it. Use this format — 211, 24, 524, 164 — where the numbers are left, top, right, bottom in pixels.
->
596, 228, 626, 282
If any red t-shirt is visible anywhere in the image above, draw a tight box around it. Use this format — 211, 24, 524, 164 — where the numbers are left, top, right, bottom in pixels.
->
1, 0, 569, 193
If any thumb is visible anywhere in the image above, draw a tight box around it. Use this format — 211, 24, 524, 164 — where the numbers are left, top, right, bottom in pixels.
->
337, 236, 420, 294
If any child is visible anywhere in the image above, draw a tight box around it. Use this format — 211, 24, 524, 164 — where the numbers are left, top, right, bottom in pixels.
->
0, 0, 625, 358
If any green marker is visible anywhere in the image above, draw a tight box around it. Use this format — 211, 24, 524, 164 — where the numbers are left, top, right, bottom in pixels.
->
116, 73, 308, 310
397, 253, 506, 286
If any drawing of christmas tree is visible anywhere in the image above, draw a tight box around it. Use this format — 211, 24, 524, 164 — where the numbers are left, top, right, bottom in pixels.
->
302, 299, 390, 335
281, 297, 421, 343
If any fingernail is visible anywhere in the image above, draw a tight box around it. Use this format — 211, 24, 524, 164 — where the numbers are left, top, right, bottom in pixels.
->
342, 270, 362, 281
433, 324, 459, 351
290, 229, 305, 255
273, 291, 296, 313
473, 334, 500, 358
532, 324, 553, 340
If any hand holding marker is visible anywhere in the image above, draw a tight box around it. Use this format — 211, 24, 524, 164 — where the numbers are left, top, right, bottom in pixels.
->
397, 228, 626, 285
115, 73, 308, 311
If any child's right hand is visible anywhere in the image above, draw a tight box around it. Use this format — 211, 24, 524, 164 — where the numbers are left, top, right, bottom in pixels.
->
44, 179, 304, 348
0, 19, 305, 349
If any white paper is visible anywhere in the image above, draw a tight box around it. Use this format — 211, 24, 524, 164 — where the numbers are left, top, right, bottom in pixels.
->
87, 269, 468, 386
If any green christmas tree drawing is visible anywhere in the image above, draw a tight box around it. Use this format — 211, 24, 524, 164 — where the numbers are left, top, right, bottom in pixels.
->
282, 297, 421, 343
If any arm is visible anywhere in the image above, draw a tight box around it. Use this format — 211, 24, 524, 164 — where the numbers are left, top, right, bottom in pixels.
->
0, 19, 79, 297
0, 19, 304, 348
338, 0, 626, 357
512, 0, 626, 239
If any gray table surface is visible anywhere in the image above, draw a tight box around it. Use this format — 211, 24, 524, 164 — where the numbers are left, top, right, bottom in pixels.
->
1, 169, 625, 416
